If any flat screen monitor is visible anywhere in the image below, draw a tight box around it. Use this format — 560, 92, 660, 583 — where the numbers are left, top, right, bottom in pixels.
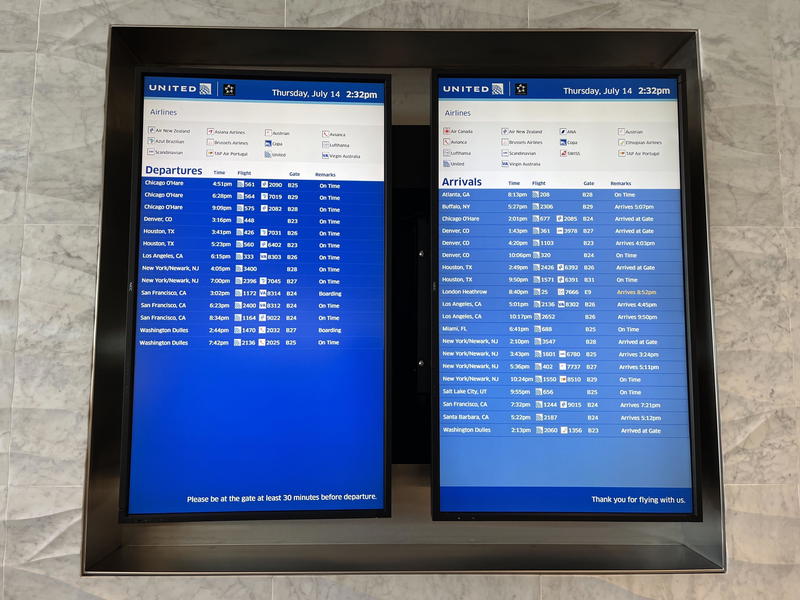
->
121, 71, 389, 521
433, 74, 698, 519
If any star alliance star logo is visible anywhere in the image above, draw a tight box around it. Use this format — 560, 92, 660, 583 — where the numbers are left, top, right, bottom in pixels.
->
223, 83, 236, 96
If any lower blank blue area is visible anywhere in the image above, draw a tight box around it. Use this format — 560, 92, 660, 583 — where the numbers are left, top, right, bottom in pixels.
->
440, 486, 693, 514
128, 347, 384, 514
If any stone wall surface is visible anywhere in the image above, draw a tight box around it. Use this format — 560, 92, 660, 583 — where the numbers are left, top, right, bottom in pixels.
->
0, 1, 797, 598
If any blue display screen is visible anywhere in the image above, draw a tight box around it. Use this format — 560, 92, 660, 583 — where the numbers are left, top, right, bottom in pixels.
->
126, 75, 386, 516
436, 77, 694, 515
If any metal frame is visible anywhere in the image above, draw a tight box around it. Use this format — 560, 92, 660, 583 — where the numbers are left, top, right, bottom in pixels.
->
84, 26, 724, 575
430, 70, 703, 522
118, 67, 392, 523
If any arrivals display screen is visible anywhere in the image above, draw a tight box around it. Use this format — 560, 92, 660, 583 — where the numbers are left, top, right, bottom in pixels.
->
122, 72, 388, 520
434, 75, 697, 518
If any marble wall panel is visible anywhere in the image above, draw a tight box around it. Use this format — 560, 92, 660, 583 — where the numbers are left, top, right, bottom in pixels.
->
710, 227, 797, 483
769, 0, 800, 108
37, 0, 285, 69
287, 0, 528, 28
1, 2, 798, 599
273, 574, 539, 600
0, 0, 39, 53
10, 225, 97, 487
0, 52, 35, 224
24, 54, 104, 225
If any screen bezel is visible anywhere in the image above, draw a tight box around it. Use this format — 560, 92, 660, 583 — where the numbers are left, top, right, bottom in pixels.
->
119, 67, 392, 523
430, 70, 702, 522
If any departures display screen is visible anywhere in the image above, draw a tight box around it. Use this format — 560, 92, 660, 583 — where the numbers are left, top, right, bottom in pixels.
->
434, 76, 696, 517
124, 73, 387, 518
